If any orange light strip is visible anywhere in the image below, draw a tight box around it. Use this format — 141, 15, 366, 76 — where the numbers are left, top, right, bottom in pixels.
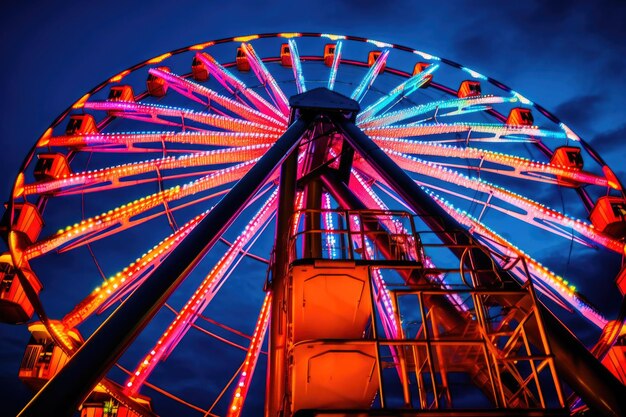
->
278, 32, 302, 38
24, 161, 255, 260
233, 34, 259, 42
24, 145, 271, 196
61, 213, 207, 328
109, 69, 131, 83
72, 93, 91, 109
227, 292, 271, 417
189, 41, 214, 51
146, 52, 172, 64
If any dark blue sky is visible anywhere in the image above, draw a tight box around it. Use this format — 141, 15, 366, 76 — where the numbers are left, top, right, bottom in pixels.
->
1, 1, 625, 416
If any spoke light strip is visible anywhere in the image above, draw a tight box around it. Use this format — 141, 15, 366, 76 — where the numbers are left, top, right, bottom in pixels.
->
240, 43, 290, 116
44, 130, 281, 148
149, 68, 286, 128
428, 189, 608, 329
351, 49, 389, 102
226, 292, 271, 417
359, 95, 515, 128
24, 145, 271, 196
327, 41, 342, 90
288, 39, 306, 94
372, 137, 611, 188
195, 52, 287, 123
357, 64, 439, 123
61, 212, 208, 328
25, 161, 256, 260
363, 121, 567, 140
380, 151, 625, 254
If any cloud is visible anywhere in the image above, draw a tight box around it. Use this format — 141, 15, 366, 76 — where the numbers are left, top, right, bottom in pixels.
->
554, 95, 605, 133
590, 123, 626, 153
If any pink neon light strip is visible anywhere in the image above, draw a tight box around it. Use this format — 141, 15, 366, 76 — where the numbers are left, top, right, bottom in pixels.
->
428, 190, 608, 329
226, 292, 271, 417
149, 68, 285, 128
240, 43, 290, 116
194, 52, 287, 123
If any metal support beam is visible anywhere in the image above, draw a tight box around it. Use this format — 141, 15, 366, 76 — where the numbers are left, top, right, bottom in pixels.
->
18, 118, 309, 417
266, 148, 299, 417
335, 116, 626, 417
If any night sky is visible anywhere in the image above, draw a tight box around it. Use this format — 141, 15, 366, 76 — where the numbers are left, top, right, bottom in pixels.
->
1, 1, 625, 416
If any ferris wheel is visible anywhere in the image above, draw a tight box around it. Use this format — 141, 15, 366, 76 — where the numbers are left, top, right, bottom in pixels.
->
1, 33, 625, 417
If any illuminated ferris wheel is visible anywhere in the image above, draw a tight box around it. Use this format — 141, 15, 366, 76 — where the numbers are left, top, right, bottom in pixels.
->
1, 33, 625, 417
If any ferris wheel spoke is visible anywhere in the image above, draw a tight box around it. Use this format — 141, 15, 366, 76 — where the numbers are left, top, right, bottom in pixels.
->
226, 292, 271, 417
115, 363, 210, 415
44, 130, 280, 149
194, 52, 287, 123
84, 101, 283, 134
23, 161, 256, 260
363, 122, 567, 142
327, 41, 342, 90
63, 182, 276, 330
163, 304, 255, 352
358, 153, 626, 254
61, 211, 208, 329
43, 170, 228, 198
287, 39, 306, 94
240, 43, 290, 116
351, 49, 389, 103
414, 178, 593, 247
356, 64, 439, 124
429, 190, 608, 329
372, 137, 612, 189
55, 187, 234, 256
359, 95, 517, 129
148, 68, 286, 128
124, 189, 278, 395
350, 49, 389, 103
23, 145, 271, 196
